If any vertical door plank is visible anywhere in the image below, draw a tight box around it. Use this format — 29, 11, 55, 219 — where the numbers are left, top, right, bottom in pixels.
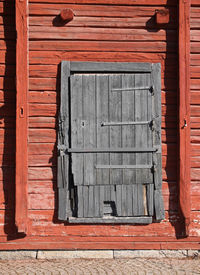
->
77, 186, 84, 218
152, 63, 164, 221
94, 185, 100, 217
116, 185, 122, 216
121, 185, 127, 216
96, 75, 110, 186
58, 61, 71, 220
88, 186, 94, 217
83, 186, 89, 217
99, 185, 105, 217
71, 75, 84, 186
135, 73, 148, 215
121, 74, 136, 186
127, 184, 133, 216
147, 184, 154, 216
109, 75, 123, 186
83, 75, 96, 186
132, 184, 138, 216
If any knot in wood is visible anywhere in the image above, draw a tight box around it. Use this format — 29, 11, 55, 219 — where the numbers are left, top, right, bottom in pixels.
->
60, 9, 74, 23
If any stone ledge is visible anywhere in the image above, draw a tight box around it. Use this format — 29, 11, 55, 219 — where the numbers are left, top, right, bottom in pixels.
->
0, 250, 199, 260
0, 251, 37, 260
37, 250, 114, 259
114, 250, 189, 258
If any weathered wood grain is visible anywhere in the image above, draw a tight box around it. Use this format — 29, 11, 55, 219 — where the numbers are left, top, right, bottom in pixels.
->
29, 51, 177, 65
29, 41, 176, 53
29, 27, 176, 42
29, 16, 177, 29
29, 4, 177, 17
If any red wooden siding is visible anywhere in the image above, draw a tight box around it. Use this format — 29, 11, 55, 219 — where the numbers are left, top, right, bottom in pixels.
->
0, 0, 199, 249
190, 0, 200, 238
28, 0, 181, 238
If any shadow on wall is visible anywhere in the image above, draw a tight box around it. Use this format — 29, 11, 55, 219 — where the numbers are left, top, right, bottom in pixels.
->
2, 0, 18, 238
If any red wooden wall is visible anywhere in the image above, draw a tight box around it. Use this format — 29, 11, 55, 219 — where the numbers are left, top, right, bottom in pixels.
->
0, 0, 200, 249
190, 0, 200, 238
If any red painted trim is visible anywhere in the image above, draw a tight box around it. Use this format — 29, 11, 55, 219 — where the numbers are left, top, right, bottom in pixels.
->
0, 236, 199, 250
179, 0, 191, 236
0, 240, 199, 250
15, 0, 28, 233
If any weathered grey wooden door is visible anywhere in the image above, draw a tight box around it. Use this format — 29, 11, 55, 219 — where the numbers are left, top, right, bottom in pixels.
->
58, 62, 164, 224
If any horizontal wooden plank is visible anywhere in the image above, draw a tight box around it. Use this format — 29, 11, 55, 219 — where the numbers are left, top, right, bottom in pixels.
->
191, 168, 200, 181
29, 4, 176, 17
191, 116, 200, 124
191, 0, 200, 6
191, 42, 200, 53
29, 78, 177, 92
29, 65, 177, 80
0, 240, 199, 250
191, 79, 200, 89
27, 211, 180, 238
191, 129, 200, 136
191, 157, 200, 168
191, 7, 200, 17
29, 16, 177, 29
29, 51, 177, 65
29, 103, 177, 117
190, 181, 200, 195
29, 41, 176, 53
29, 117, 57, 128
29, 129, 56, 143
191, 144, 200, 156
190, 30, 200, 42
191, 105, 200, 117
29, 0, 176, 5
28, 155, 57, 167
28, 115, 177, 129
29, 27, 176, 42
26, 210, 199, 238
